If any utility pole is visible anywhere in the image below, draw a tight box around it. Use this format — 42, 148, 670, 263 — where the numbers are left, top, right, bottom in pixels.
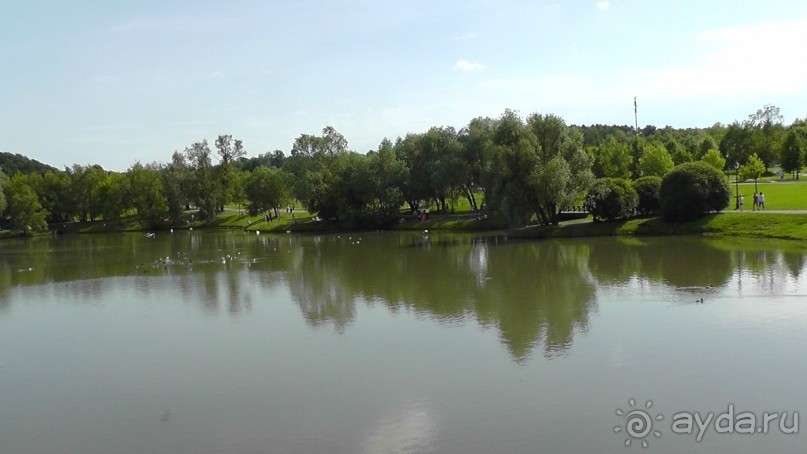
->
634, 97, 638, 135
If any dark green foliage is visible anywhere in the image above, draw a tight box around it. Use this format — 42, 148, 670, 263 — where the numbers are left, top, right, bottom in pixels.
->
584, 178, 638, 222
0, 152, 57, 175
779, 130, 804, 179
244, 166, 288, 215
660, 162, 731, 222
633, 176, 662, 216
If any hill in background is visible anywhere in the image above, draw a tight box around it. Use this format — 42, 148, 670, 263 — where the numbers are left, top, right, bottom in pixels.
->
0, 152, 58, 175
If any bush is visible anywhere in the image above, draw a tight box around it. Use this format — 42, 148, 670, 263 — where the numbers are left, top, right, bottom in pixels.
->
633, 176, 662, 216
584, 178, 638, 222
660, 162, 731, 222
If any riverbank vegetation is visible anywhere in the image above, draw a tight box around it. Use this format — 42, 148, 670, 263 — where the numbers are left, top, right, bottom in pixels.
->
1, 104, 806, 237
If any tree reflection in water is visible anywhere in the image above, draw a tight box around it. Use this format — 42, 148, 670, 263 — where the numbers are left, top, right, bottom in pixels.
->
1, 232, 805, 361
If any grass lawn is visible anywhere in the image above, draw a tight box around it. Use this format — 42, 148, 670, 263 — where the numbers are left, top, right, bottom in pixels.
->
728, 180, 807, 210
511, 212, 807, 241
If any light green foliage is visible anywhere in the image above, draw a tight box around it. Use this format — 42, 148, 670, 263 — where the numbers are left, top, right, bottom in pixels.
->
94, 172, 130, 221
739, 153, 766, 191
701, 148, 727, 171
629, 136, 647, 178
6, 173, 48, 232
638, 143, 674, 177
244, 166, 288, 215
68, 164, 106, 221
592, 136, 632, 179
127, 163, 167, 228
39, 171, 73, 222
0, 169, 8, 215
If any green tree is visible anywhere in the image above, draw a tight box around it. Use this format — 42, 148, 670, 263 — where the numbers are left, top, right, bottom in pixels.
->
94, 172, 131, 222
719, 122, 752, 166
39, 170, 74, 222
633, 176, 661, 216
127, 163, 167, 228
592, 136, 632, 179
490, 111, 593, 226
0, 169, 8, 215
739, 153, 765, 192
369, 139, 408, 217
698, 135, 718, 160
665, 137, 693, 165
746, 104, 785, 170
185, 140, 221, 221
214, 135, 247, 211
584, 178, 638, 221
701, 148, 727, 171
244, 166, 288, 215
660, 162, 731, 222
779, 130, 805, 179
638, 143, 674, 177
160, 151, 193, 223
5, 173, 48, 232
68, 164, 105, 221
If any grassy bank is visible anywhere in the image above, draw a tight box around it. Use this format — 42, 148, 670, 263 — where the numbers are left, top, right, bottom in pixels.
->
509, 213, 807, 241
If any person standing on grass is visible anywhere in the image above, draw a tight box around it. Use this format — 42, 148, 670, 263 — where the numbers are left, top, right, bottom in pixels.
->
759, 192, 765, 210
753, 192, 759, 211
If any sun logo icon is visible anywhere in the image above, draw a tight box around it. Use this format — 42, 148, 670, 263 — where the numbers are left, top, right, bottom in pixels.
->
614, 399, 663, 448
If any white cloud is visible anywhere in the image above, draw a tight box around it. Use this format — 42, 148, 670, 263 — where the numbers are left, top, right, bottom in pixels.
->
478, 18, 807, 114
636, 19, 807, 99
596, 1, 610, 10
453, 59, 485, 71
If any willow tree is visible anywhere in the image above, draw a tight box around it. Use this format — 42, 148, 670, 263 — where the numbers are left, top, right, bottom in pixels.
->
490, 110, 593, 227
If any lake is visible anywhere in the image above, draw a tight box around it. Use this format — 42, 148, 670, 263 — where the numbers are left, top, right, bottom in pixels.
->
1, 231, 805, 453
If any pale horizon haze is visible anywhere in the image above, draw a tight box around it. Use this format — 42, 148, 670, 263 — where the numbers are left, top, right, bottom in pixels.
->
2, 0, 807, 171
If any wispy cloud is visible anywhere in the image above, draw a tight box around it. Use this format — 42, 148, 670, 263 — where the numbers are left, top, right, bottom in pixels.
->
453, 32, 477, 42
596, 1, 610, 10
453, 59, 485, 71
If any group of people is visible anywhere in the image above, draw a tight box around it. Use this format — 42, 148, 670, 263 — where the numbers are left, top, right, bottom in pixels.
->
738, 192, 766, 211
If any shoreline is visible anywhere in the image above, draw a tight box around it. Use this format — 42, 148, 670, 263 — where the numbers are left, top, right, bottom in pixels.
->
3, 211, 807, 242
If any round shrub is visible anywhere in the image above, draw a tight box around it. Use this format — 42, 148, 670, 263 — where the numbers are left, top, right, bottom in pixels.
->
660, 161, 731, 222
584, 178, 638, 222
633, 175, 662, 216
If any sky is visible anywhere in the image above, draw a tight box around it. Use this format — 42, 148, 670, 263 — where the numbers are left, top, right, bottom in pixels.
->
2, 0, 807, 171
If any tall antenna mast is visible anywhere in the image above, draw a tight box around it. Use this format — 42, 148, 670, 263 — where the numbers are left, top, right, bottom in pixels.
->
634, 96, 638, 134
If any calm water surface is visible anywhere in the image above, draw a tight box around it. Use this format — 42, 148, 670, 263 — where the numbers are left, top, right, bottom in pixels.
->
1, 231, 806, 453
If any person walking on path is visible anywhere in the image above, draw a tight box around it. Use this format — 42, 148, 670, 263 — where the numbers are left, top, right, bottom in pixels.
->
759, 192, 765, 210
739, 195, 745, 211
753, 192, 759, 211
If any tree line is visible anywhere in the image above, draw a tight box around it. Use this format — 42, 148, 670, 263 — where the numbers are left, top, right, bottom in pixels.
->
1, 105, 806, 233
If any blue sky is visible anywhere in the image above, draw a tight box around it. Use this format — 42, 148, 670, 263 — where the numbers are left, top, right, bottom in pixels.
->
2, 0, 807, 171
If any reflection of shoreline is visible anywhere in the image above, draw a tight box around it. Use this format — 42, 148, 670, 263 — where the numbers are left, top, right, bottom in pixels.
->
1, 233, 805, 360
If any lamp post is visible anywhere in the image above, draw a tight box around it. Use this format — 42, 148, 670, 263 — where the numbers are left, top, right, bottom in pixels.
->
734, 161, 740, 210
